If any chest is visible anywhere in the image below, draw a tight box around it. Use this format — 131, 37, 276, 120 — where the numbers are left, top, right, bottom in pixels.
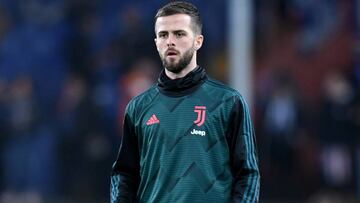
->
135, 95, 231, 151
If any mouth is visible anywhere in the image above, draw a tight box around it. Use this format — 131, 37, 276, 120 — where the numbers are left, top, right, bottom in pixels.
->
165, 49, 179, 57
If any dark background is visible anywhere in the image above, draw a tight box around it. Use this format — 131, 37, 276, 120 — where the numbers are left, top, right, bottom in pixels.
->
0, 0, 358, 202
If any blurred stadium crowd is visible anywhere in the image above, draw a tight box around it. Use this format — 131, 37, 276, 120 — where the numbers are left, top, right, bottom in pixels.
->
255, 0, 360, 202
0, 0, 359, 203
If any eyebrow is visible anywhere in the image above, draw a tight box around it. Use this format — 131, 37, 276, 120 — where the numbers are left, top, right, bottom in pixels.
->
157, 30, 187, 35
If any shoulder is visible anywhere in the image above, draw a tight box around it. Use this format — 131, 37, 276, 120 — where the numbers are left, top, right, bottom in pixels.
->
204, 78, 252, 118
204, 77, 245, 103
203, 78, 251, 114
125, 85, 159, 116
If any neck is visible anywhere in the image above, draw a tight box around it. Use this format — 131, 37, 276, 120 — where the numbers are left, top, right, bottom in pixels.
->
157, 65, 206, 97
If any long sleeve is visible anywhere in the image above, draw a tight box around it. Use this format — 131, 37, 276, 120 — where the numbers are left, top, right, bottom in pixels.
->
110, 112, 140, 203
226, 96, 260, 203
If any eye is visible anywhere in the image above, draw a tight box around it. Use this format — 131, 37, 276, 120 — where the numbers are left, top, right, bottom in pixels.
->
158, 32, 168, 38
176, 32, 185, 38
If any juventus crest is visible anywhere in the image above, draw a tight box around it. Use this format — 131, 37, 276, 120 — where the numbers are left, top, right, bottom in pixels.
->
194, 106, 206, 126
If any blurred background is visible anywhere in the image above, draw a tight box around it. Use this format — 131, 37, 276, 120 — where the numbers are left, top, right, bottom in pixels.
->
0, 0, 358, 202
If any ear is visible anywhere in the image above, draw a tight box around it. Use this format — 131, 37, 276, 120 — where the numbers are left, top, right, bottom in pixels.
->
194, 34, 204, 50
154, 38, 159, 51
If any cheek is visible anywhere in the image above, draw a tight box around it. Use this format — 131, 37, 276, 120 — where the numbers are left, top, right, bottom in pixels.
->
156, 41, 166, 49
157, 46, 167, 57
181, 43, 194, 52
181, 39, 195, 48
155, 43, 164, 53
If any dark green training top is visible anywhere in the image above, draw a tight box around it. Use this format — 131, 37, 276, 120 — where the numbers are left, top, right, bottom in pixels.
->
111, 66, 260, 203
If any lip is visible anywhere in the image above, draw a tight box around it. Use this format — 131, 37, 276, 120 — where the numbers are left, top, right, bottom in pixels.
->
166, 54, 178, 58
165, 49, 179, 56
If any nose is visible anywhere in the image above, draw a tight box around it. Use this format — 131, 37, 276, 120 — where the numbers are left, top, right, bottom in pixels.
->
166, 34, 175, 47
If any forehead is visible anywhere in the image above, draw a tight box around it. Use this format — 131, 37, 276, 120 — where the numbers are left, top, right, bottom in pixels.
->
155, 14, 192, 33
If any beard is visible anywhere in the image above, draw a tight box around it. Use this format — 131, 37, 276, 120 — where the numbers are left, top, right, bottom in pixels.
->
161, 46, 195, 74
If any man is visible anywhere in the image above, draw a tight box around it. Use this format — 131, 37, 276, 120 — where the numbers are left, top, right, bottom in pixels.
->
111, 1, 260, 202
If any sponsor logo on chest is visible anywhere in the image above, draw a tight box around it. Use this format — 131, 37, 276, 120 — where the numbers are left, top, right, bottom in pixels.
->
190, 129, 206, 136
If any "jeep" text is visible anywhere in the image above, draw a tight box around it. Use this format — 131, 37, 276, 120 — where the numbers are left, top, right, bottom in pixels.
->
190, 129, 206, 136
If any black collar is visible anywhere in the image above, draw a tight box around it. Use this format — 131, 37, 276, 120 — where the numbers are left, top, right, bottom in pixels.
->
157, 66, 207, 97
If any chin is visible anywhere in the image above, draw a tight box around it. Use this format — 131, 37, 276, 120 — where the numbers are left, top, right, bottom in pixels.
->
165, 66, 184, 74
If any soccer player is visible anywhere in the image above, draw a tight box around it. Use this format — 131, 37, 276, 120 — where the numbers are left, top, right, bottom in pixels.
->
110, 1, 260, 202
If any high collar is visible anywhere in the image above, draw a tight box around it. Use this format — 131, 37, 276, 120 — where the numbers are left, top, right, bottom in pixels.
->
157, 66, 207, 97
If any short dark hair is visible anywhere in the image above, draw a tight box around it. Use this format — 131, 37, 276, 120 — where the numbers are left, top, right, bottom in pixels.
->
154, 1, 202, 34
